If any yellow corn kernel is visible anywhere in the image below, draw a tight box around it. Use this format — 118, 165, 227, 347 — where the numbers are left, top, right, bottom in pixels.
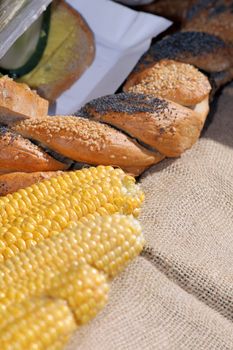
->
0, 298, 76, 350
0, 239, 6, 250
3, 247, 14, 260
0, 168, 144, 260
0, 214, 144, 308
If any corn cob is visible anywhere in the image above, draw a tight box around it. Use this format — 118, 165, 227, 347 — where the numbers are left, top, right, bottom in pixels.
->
0, 298, 76, 350
0, 167, 144, 261
0, 166, 122, 224
0, 266, 108, 349
0, 264, 109, 325
0, 166, 143, 224
0, 214, 144, 309
48, 265, 109, 325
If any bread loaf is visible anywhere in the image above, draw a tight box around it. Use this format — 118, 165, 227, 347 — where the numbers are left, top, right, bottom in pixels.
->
0, 171, 62, 196
18, 0, 95, 102
0, 76, 48, 124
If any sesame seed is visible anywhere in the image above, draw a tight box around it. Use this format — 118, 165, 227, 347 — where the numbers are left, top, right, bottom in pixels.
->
126, 60, 211, 105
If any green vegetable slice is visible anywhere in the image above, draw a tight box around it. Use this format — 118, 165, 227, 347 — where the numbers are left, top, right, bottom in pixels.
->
0, 4, 51, 78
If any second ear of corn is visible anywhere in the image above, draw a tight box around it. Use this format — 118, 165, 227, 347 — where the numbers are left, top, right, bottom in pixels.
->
0, 214, 144, 349
0, 166, 145, 349
0, 298, 76, 350
0, 214, 144, 309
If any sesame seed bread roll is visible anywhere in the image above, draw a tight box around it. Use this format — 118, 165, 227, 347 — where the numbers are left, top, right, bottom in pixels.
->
0, 171, 62, 196
80, 93, 207, 158
0, 76, 48, 124
0, 126, 66, 173
124, 60, 211, 107
11, 116, 162, 175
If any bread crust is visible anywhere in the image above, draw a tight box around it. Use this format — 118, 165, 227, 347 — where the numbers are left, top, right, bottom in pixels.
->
193, 96, 209, 122
124, 60, 211, 106
0, 171, 62, 196
11, 116, 161, 173
0, 76, 48, 123
0, 127, 66, 173
80, 93, 208, 158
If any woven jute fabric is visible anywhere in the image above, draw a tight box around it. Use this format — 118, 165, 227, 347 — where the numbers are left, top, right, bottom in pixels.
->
67, 83, 233, 349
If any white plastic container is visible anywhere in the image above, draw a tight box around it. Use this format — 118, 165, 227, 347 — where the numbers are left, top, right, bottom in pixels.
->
0, 0, 52, 59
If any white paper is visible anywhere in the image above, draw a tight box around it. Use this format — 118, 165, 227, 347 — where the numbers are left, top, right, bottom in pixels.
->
53, 0, 171, 115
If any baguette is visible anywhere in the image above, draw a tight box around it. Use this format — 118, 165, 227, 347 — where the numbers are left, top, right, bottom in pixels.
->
0, 171, 62, 196
0, 126, 66, 173
11, 115, 162, 176
0, 76, 48, 123
80, 92, 208, 158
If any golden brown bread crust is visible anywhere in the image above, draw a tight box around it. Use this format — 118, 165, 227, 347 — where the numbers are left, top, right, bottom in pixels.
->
0, 76, 48, 123
124, 60, 211, 107
11, 115, 162, 173
0, 171, 62, 196
0, 127, 66, 173
80, 93, 207, 158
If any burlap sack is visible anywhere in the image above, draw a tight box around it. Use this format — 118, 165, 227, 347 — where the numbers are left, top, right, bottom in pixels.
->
67, 83, 233, 349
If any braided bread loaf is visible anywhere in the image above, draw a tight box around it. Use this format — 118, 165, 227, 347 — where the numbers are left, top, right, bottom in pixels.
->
0, 1, 232, 194
0, 81, 210, 192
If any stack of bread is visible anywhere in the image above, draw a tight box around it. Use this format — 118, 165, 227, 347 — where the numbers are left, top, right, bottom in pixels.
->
0, 0, 233, 196
0, 69, 210, 196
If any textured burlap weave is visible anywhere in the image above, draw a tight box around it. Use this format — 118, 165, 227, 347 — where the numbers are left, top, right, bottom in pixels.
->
67, 83, 233, 349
